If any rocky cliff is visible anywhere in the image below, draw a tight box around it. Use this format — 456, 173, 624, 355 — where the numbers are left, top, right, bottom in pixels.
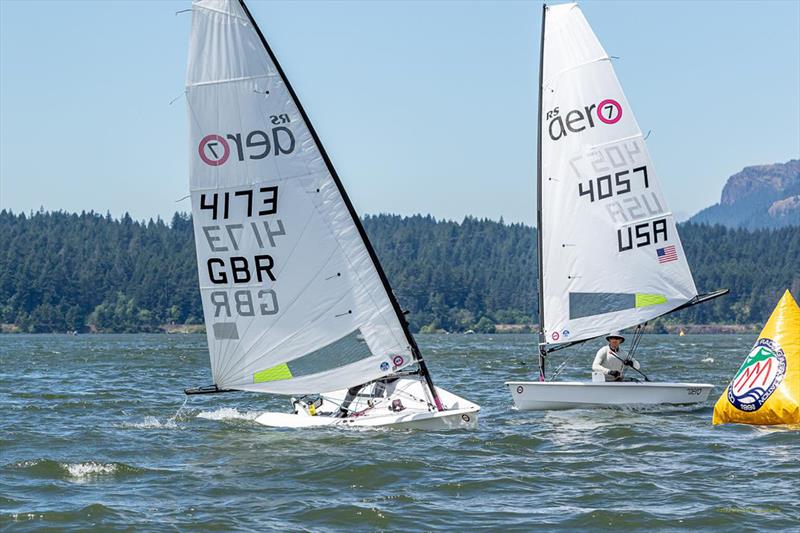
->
690, 160, 800, 229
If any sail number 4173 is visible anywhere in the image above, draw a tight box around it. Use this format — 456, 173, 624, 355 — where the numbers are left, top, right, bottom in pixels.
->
200, 186, 278, 221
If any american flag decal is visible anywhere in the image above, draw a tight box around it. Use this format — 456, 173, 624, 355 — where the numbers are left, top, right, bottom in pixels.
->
657, 245, 678, 263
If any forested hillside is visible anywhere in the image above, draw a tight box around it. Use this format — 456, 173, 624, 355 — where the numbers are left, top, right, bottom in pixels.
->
0, 210, 797, 333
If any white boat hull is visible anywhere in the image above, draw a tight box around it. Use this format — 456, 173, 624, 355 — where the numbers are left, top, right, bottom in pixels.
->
255, 377, 479, 429
506, 380, 713, 411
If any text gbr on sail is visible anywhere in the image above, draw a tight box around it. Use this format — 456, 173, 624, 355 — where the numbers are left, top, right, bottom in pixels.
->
197, 185, 286, 318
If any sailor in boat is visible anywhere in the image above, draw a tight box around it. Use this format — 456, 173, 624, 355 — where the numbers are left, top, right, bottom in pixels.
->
592, 332, 640, 382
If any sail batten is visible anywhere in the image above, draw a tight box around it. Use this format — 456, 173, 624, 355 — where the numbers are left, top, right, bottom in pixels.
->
543, 56, 611, 87
192, 1, 250, 20
539, 3, 697, 348
186, 0, 417, 394
187, 74, 276, 88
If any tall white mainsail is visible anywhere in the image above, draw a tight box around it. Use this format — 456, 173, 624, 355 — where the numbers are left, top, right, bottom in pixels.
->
186, 0, 419, 395
538, 3, 697, 348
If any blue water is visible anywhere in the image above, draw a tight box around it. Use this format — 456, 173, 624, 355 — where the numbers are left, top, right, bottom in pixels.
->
1, 334, 798, 531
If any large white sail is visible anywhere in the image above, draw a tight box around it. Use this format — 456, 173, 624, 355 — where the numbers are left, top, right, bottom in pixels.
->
186, 0, 414, 394
539, 3, 697, 346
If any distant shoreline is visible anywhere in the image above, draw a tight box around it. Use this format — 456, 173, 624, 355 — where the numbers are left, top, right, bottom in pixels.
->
0, 323, 760, 335
493, 323, 760, 335
430, 323, 760, 335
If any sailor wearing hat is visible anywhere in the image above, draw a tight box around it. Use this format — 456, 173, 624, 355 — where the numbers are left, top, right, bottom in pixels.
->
592, 331, 639, 382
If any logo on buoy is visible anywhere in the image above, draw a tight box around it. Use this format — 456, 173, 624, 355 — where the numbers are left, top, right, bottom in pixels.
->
727, 338, 786, 412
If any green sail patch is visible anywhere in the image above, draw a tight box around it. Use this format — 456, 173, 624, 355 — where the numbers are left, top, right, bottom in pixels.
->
570, 292, 668, 318
253, 363, 293, 383
635, 293, 668, 308
250, 330, 375, 384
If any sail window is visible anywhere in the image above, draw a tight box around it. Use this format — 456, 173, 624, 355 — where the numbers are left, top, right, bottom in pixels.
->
252, 329, 374, 383
569, 292, 668, 320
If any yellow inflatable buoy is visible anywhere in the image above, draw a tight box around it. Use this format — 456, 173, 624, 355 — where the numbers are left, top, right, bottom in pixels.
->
713, 290, 800, 425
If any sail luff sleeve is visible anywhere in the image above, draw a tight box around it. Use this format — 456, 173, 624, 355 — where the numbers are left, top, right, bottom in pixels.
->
536, 4, 548, 376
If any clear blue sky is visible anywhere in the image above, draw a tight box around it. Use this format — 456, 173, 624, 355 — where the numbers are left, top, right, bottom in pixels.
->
1, 0, 798, 225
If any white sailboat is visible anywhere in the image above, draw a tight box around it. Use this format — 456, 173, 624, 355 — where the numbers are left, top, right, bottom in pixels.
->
183, 0, 478, 429
506, 3, 727, 411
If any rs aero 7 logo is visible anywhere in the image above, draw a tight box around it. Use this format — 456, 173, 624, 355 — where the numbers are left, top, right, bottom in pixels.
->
727, 338, 786, 412
198, 115, 296, 166
546, 98, 622, 142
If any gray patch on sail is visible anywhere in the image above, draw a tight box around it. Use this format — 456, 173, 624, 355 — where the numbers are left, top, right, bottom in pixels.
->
570, 292, 635, 319
213, 322, 240, 340
287, 329, 373, 377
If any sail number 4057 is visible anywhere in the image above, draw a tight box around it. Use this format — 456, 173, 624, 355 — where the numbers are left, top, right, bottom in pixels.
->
578, 167, 648, 203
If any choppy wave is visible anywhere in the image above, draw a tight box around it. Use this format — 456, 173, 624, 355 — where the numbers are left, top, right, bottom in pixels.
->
3, 503, 121, 524
118, 415, 178, 429
118, 399, 193, 428
5, 459, 144, 480
65, 462, 118, 478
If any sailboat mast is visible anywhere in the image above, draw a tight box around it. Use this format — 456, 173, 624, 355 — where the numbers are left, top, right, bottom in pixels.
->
236, 0, 444, 411
536, 3, 547, 380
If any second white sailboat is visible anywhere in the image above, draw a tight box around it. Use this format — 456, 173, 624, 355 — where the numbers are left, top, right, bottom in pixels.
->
507, 3, 726, 411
